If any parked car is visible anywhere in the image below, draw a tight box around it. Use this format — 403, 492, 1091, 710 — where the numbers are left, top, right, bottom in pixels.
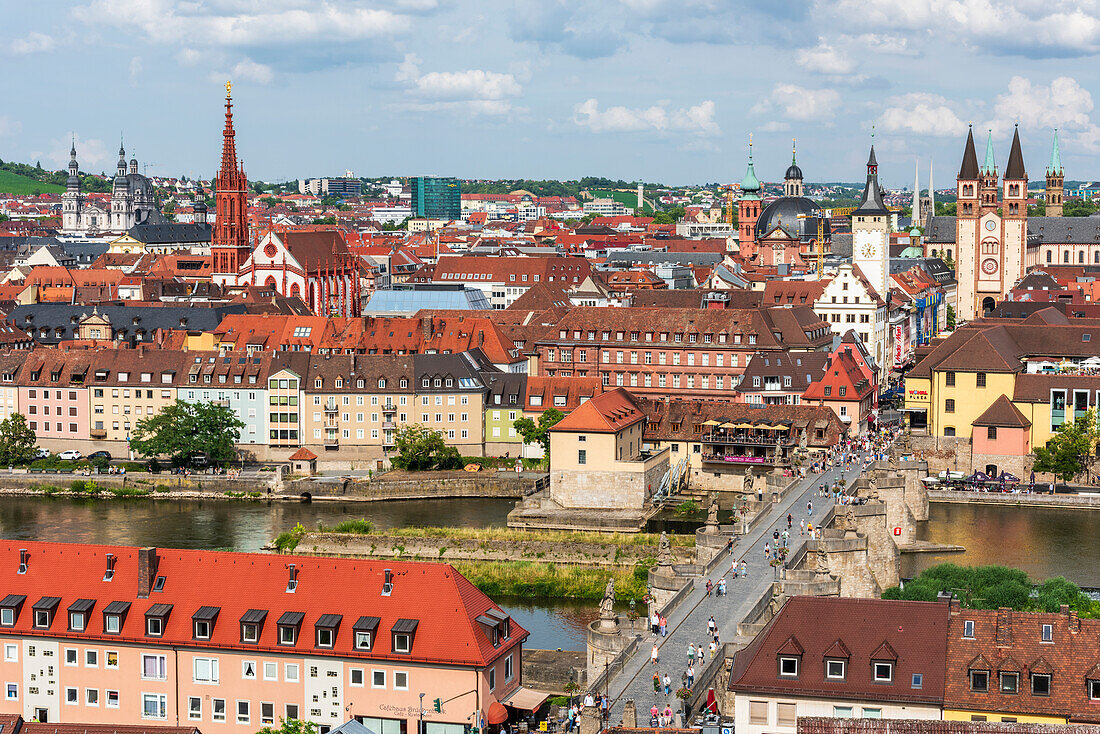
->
189, 453, 208, 468
59, 450, 82, 461
87, 451, 112, 461
34, 448, 50, 459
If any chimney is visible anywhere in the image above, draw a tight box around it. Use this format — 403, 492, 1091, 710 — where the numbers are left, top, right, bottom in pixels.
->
382, 568, 393, 596
995, 607, 1012, 646
1069, 609, 1080, 633
138, 344, 145, 358
136, 547, 159, 599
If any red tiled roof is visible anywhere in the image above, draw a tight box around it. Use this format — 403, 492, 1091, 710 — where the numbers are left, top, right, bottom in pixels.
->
553, 387, 644, 433
0, 541, 525, 668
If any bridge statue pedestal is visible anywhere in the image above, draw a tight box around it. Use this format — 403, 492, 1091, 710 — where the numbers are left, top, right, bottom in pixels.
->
586, 616, 630, 683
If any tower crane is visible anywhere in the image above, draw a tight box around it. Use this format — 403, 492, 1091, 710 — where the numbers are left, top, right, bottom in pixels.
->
797, 213, 825, 279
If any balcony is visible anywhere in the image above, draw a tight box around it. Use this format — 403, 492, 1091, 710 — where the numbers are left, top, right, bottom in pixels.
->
702, 431, 794, 447
701, 453, 788, 466
324, 402, 338, 414
324, 435, 339, 450
90, 428, 107, 439
382, 421, 396, 429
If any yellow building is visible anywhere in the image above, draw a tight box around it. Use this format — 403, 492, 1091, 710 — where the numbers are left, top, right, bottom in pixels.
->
88, 349, 189, 445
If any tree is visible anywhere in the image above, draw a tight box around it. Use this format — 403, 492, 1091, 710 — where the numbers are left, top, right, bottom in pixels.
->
0, 414, 38, 466
1064, 198, 1099, 217
513, 408, 565, 456
1032, 409, 1097, 485
130, 400, 245, 466
311, 216, 337, 225
161, 200, 176, 222
390, 424, 462, 471
945, 305, 956, 330
258, 719, 318, 734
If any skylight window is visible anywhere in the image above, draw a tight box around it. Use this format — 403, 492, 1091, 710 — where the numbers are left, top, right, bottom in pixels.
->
293, 327, 312, 338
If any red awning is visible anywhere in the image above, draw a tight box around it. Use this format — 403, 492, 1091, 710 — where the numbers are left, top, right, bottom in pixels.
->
705, 688, 718, 713
487, 701, 509, 725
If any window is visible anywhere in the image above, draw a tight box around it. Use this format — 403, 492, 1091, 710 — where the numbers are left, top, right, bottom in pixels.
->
237, 700, 250, 724
285, 664, 299, 682
194, 657, 219, 684
194, 619, 210, 640
107, 690, 119, 708
5, 684, 14, 700
970, 670, 989, 692
0, 608, 13, 627
279, 624, 297, 645
987, 426, 998, 440
505, 654, 514, 681
833, 707, 853, 718
912, 673, 923, 689
1041, 624, 1053, 642
213, 699, 226, 722
873, 662, 893, 682
4, 645, 15, 662
351, 668, 365, 686
945, 427, 956, 437
69, 612, 85, 631
142, 654, 167, 680
489, 667, 496, 691
1089, 679, 1100, 700
779, 656, 799, 677
945, 398, 955, 413
86, 688, 98, 706
1000, 671, 1019, 693
577, 449, 586, 465
65, 648, 77, 665
263, 661, 277, 681
261, 702, 275, 725
106, 651, 118, 669
372, 670, 386, 689
316, 627, 334, 648
1031, 672, 1051, 696
777, 703, 797, 727
241, 622, 259, 643
395, 671, 408, 690
964, 620, 975, 638
394, 633, 411, 653
143, 693, 168, 720
242, 660, 257, 679
976, 372, 987, 387
355, 631, 372, 650
104, 614, 121, 634
749, 701, 768, 725
85, 649, 97, 667
66, 687, 78, 704
826, 660, 846, 679
862, 708, 882, 719
946, 371, 956, 386
286, 704, 300, 720
189, 697, 202, 720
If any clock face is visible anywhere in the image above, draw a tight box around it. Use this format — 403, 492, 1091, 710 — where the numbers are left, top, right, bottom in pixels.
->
982, 258, 999, 275
861, 243, 876, 258
984, 219, 997, 232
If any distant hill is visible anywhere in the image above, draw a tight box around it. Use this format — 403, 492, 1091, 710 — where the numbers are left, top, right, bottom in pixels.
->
0, 169, 64, 195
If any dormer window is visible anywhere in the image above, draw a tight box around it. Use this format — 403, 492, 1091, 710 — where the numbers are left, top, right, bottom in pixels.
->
32, 597, 60, 629
392, 618, 418, 654
779, 657, 799, 677
963, 620, 975, 638
874, 662, 894, 682
0, 595, 25, 627
192, 606, 219, 640
67, 599, 94, 632
240, 609, 267, 643
826, 660, 846, 679
315, 614, 342, 648
353, 616, 380, 651
102, 601, 130, 634
277, 612, 304, 646
145, 603, 172, 637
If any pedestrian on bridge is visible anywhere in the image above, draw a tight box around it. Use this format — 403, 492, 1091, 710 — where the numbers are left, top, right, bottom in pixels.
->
764, 542, 771, 560
664, 673, 672, 695
687, 664, 695, 687
653, 672, 661, 693
799, 518, 805, 536
741, 559, 747, 577
808, 499, 813, 514
651, 611, 659, 635
687, 643, 696, 665
787, 512, 793, 529
651, 642, 659, 665
707, 616, 716, 637
660, 615, 667, 637
717, 577, 726, 596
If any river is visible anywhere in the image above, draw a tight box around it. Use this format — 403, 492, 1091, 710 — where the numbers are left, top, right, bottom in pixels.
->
902, 502, 1100, 587
0, 495, 598, 650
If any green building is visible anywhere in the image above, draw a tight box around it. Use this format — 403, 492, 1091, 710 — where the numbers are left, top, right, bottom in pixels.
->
411, 176, 461, 220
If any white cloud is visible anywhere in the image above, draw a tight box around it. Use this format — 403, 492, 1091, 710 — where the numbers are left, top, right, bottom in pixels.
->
10, 32, 55, 55
231, 59, 274, 85
395, 54, 521, 115
74, 0, 410, 46
760, 121, 791, 132
796, 41, 856, 75
572, 98, 720, 135
847, 33, 920, 57
752, 84, 840, 121
826, 0, 1100, 58
0, 117, 21, 137
129, 56, 142, 85
50, 135, 109, 170
878, 93, 968, 137
990, 76, 1092, 131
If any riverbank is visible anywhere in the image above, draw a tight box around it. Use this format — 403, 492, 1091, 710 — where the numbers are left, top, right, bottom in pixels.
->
929, 489, 1100, 509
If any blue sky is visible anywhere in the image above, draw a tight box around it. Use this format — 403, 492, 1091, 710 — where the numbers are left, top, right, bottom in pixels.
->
3, 0, 1100, 187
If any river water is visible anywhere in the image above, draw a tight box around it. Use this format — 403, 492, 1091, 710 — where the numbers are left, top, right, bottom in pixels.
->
903, 502, 1100, 587
0, 495, 598, 650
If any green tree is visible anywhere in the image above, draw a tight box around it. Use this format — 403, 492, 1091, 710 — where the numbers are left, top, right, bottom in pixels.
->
161, 200, 176, 222
1064, 198, 1099, 217
311, 216, 337, 225
945, 304, 956, 330
130, 400, 245, 466
1033, 409, 1097, 485
260, 196, 277, 208
935, 201, 957, 216
257, 718, 318, 734
0, 414, 38, 466
390, 424, 462, 471
513, 408, 565, 456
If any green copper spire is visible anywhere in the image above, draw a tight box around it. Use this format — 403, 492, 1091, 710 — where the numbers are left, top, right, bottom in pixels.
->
1049, 128, 1062, 174
983, 129, 996, 174
740, 135, 761, 200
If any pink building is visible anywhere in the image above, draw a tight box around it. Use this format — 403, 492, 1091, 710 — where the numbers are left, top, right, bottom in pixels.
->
0, 542, 529, 734
18, 351, 92, 442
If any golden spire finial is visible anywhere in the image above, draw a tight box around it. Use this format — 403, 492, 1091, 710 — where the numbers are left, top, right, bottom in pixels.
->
226, 80, 232, 98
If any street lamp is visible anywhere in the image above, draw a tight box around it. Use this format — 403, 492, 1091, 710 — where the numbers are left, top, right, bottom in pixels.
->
419, 692, 425, 734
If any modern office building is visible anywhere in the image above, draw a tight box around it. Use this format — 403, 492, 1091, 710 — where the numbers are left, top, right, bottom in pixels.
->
411, 178, 461, 220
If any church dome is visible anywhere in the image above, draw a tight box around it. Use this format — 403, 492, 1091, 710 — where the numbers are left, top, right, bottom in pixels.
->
785, 162, 803, 180
755, 196, 822, 239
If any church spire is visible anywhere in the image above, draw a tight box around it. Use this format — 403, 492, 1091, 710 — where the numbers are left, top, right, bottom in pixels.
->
1005, 123, 1026, 180
912, 157, 920, 224
67, 136, 80, 193
740, 134, 761, 200
212, 81, 251, 285
959, 125, 979, 179
1048, 127, 1062, 175
853, 142, 888, 215
784, 136, 803, 197
983, 129, 996, 174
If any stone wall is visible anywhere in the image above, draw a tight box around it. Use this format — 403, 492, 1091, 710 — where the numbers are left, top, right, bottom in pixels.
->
848, 503, 900, 590
816, 534, 880, 597
912, 435, 1035, 478
285, 472, 535, 500
292, 530, 694, 567
551, 467, 651, 510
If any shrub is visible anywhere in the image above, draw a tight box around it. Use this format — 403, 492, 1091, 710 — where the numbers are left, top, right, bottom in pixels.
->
110, 486, 151, 497
70, 479, 101, 495
327, 519, 374, 534
674, 500, 699, 516
121, 462, 147, 473
274, 522, 306, 552
154, 484, 171, 493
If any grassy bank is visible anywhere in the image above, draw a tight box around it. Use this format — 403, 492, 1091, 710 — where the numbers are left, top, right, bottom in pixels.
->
452, 560, 649, 601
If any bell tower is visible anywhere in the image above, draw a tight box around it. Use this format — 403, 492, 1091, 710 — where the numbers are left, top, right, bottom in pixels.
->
851, 143, 891, 302
783, 139, 803, 197
1046, 128, 1064, 217
737, 135, 763, 258
212, 81, 250, 286
978, 129, 999, 215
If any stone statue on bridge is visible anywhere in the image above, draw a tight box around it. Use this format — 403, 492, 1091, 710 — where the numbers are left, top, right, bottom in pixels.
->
657, 532, 673, 569
865, 475, 881, 502
743, 467, 754, 495
769, 588, 784, 619
838, 506, 858, 536
599, 578, 616, 624
704, 493, 720, 533
813, 548, 831, 580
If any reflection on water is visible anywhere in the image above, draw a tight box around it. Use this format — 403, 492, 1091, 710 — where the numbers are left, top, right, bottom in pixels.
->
903, 502, 1100, 586
0, 495, 515, 551
499, 597, 599, 651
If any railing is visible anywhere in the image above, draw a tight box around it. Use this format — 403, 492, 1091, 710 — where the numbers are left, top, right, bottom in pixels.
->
701, 454, 787, 465
586, 633, 640, 697
703, 432, 794, 446
689, 641, 735, 714
382, 421, 396, 429
658, 578, 695, 619
324, 403, 338, 413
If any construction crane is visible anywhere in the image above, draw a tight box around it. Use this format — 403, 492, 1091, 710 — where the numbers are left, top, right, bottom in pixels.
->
797, 213, 826, 279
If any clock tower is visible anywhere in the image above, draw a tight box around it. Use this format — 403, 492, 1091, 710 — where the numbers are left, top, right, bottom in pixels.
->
851, 144, 891, 302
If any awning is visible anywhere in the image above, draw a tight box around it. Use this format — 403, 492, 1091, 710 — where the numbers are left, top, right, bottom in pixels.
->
720, 422, 737, 428
734, 423, 756, 429
500, 686, 551, 711
487, 701, 509, 725
770, 424, 789, 430
702, 420, 720, 426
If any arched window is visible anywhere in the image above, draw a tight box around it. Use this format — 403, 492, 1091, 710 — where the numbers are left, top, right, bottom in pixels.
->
1047, 250, 1053, 263
290, 283, 301, 298
1080, 251, 1086, 264
265, 275, 277, 288
1064, 251, 1071, 264
982, 297, 996, 314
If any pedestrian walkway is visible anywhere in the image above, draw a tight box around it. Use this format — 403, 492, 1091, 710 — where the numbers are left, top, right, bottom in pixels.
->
604, 453, 875, 719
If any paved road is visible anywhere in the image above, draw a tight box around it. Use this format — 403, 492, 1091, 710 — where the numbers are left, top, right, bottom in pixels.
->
603, 452, 875, 720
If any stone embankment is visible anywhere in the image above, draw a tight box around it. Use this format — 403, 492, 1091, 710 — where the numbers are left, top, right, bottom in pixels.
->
928, 489, 1100, 509
285, 471, 537, 501
286, 530, 694, 567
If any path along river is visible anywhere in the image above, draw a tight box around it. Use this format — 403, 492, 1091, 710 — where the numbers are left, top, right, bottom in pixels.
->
0, 494, 1093, 651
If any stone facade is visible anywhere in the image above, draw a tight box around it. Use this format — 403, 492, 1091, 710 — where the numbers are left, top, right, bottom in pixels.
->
551, 448, 669, 510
